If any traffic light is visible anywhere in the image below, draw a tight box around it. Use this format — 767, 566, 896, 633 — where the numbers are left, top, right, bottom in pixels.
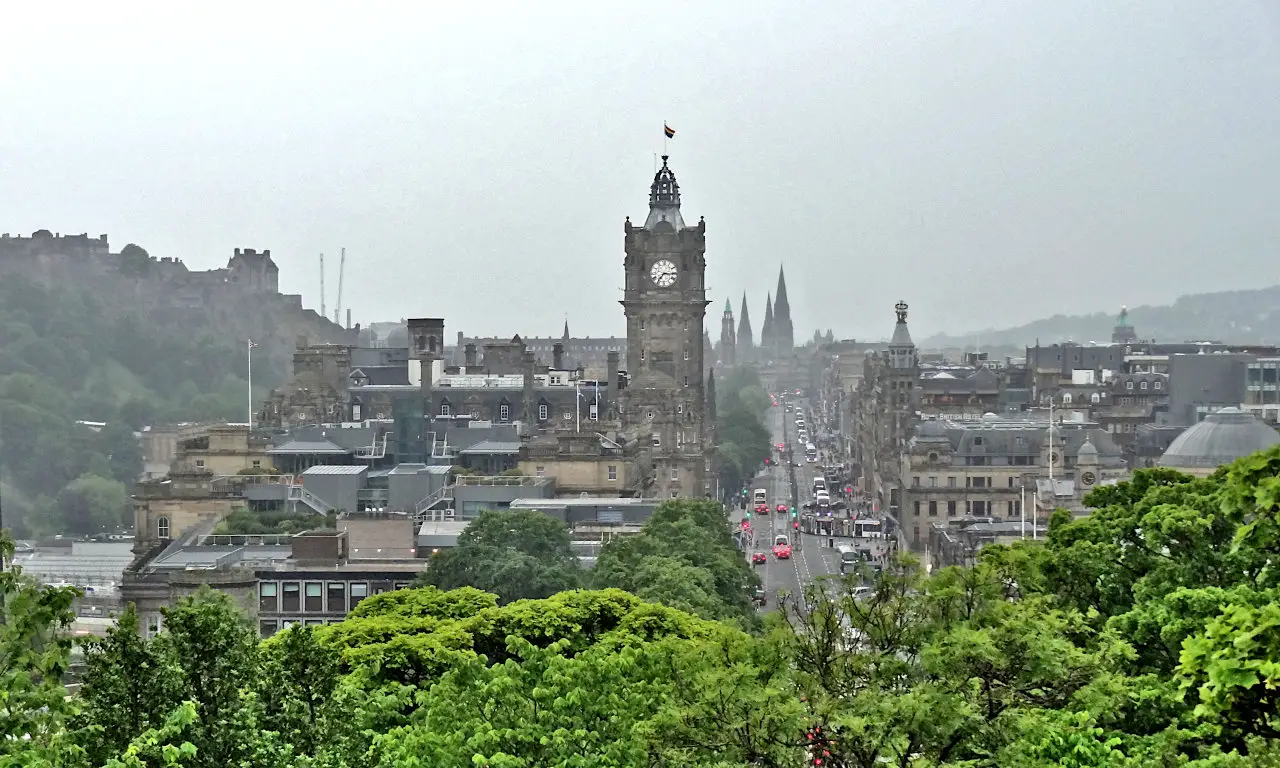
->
791, 508, 798, 518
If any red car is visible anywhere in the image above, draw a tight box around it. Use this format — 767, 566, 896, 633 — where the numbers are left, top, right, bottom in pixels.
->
751, 552, 767, 565
773, 543, 792, 559
755, 504, 769, 515
775, 504, 788, 513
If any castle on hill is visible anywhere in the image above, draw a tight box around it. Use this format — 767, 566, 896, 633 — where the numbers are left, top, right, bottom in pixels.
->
0, 229, 354, 368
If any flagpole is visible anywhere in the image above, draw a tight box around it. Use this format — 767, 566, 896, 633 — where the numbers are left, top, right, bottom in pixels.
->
247, 340, 254, 429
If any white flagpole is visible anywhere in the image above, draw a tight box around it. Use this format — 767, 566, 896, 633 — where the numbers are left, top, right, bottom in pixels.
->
247, 340, 254, 429
575, 389, 581, 433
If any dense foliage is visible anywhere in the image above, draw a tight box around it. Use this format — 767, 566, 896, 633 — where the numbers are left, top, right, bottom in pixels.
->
593, 498, 761, 626
413, 508, 581, 603
715, 365, 773, 498
8, 448, 1280, 765
0, 274, 284, 537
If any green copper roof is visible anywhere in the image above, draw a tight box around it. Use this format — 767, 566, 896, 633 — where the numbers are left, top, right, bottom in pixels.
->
724, 297, 732, 313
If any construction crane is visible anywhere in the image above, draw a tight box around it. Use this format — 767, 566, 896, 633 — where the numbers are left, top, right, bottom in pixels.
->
319, 253, 326, 318
334, 247, 346, 327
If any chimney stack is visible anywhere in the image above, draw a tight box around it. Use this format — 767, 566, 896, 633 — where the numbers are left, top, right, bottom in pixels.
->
552, 342, 565, 370
607, 351, 620, 390
464, 343, 478, 368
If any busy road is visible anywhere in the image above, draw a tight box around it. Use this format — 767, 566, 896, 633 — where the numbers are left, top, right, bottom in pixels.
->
730, 397, 851, 612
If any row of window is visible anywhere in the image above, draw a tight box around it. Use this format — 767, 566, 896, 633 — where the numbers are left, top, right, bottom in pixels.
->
914, 498, 1021, 518
432, 402, 602, 422
912, 475, 1023, 489
258, 579, 412, 615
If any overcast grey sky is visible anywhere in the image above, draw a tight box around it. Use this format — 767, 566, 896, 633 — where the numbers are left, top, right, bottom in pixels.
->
2, 2, 1278, 341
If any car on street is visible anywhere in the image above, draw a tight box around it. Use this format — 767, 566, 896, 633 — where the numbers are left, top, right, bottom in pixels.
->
773, 542, 792, 559
752, 587, 767, 606
751, 551, 767, 565
775, 504, 788, 513
755, 504, 769, 515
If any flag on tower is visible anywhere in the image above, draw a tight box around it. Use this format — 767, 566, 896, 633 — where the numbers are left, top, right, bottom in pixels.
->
248, 339, 259, 349
664, 122, 676, 139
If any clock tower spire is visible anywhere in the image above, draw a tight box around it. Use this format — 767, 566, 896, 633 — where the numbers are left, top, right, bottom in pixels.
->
620, 155, 712, 498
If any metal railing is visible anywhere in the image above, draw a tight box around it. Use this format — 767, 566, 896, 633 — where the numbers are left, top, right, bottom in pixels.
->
288, 484, 334, 515
453, 475, 553, 488
355, 432, 389, 459
197, 534, 294, 547
413, 485, 455, 516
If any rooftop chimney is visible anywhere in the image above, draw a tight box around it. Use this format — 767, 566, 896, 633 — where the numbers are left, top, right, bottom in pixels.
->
552, 342, 565, 370
607, 351, 620, 390
464, 343, 478, 368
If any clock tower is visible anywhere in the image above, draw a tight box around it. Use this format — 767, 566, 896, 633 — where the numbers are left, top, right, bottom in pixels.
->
621, 155, 712, 498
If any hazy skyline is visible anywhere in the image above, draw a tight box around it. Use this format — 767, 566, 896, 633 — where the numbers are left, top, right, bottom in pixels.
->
3, 2, 1278, 341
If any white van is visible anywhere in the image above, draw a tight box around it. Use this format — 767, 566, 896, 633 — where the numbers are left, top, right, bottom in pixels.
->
812, 477, 827, 495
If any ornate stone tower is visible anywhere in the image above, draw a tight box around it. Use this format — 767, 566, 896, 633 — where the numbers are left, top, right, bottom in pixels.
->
886, 301, 919, 443
719, 298, 736, 367
621, 155, 712, 498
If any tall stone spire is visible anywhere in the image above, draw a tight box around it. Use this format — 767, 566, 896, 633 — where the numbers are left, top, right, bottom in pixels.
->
736, 293, 754, 361
772, 265, 794, 355
762, 294, 775, 353
562, 318, 570, 340
719, 298, 736, 367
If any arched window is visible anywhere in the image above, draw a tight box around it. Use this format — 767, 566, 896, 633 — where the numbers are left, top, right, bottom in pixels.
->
157, 516, 171, 540
1090, 393, 1101, 404
440, 402, 452, 416
1062, 393, 1073, 405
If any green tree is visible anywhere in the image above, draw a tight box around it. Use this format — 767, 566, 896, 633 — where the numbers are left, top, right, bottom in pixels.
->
153, 587, 262, 768
256, 625, 341, 756
415, 509, 580, 603
74, 604, 183, 765
594, 499, 759, 625
0, 533, 82, 766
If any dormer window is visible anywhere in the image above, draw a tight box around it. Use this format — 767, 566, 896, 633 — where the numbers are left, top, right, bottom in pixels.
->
1154, 380, 1162, 390
1140, 380, 1148, 390
538, 404, 549, 421
439, 403, 452, 417
1126, 380, 1134, 390
499, 404, 510, 421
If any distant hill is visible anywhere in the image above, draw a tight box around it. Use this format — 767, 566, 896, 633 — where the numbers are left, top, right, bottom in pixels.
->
0, 231, 353, 537
919, 286, 1280, 349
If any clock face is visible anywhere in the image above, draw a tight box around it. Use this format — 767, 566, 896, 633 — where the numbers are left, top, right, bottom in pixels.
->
649, 259, 678, 287
1081, 471, 1096, 486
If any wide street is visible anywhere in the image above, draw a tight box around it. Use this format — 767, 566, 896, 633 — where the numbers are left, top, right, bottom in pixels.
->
730, 397, 846, 612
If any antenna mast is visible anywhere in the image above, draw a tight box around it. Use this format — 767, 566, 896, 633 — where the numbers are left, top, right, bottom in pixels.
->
319, 253, 326, 318
335, 247, 346, 326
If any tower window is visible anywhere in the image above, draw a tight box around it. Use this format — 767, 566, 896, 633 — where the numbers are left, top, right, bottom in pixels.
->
157, 516, 170, 540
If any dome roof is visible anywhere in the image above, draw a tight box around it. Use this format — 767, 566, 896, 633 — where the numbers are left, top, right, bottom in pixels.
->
1158, 407, 1280, 469
1078, 437, 1099, 456
914, 420, 948, 439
